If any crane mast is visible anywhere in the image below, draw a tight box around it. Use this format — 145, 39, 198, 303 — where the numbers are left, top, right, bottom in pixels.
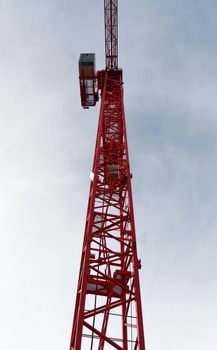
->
104, 0, 118, 70
70, 1, 146, 349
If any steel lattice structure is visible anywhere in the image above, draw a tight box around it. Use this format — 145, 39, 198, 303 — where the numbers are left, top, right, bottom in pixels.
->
70, 1, 146, 349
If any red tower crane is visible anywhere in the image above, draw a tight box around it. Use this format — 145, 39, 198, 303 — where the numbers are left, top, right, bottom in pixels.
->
70, 1, 146, 349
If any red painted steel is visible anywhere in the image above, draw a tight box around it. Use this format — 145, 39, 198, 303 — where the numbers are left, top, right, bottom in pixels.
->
104, 0, 118, 70
70, 1, 146, 349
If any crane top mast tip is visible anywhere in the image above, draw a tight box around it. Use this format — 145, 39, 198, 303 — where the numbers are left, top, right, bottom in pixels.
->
79, 0, 120, 109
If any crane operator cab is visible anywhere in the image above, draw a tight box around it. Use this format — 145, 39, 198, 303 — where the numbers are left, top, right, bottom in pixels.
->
79, 53, 99, 108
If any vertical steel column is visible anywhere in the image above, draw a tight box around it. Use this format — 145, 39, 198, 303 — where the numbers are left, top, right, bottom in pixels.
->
70, 71, 145, 349
104, 0, 118, 70
70, 1, 146, 349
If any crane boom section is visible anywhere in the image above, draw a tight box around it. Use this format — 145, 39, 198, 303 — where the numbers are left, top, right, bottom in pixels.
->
104, 0, 118, 70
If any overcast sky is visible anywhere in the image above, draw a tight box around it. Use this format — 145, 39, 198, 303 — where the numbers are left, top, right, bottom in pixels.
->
0, 0, 217, 349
